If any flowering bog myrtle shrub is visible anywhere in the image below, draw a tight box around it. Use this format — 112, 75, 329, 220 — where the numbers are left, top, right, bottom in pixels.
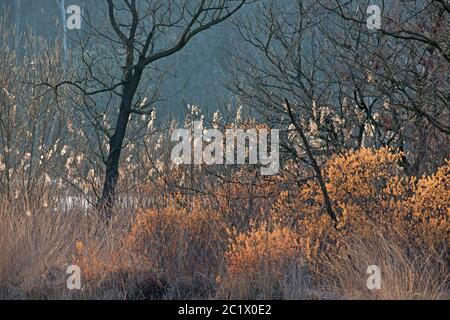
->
124, 197, 227, 297
219, 223, 303, 299
405, 160, 450, 249
271, 148, 449, 262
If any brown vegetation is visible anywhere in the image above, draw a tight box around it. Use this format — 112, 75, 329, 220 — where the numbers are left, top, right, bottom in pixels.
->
1, 148, 448, 299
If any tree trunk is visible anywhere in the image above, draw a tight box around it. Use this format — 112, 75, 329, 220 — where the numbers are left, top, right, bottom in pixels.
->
284, 98, 338, 225
97, 70, 142, 219
57, 0, 67, 71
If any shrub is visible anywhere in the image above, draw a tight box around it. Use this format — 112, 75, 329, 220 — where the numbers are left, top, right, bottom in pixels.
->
218, 223, 307, 299
270, 148, 449, 299
124, 198, 227, 298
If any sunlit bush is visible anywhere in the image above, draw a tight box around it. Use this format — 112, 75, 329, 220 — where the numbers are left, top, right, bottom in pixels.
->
218, 223, 306, 299
269, 147, 449, 298
272, 147, 449, 260
124, 197, 227, 298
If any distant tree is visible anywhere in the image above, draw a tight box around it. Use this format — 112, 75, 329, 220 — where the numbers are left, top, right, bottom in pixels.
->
56, 0, 67, 69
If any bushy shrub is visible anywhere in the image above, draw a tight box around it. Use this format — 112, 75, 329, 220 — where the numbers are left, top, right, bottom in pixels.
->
124, 197, 227, 298
218, 223, 306, 299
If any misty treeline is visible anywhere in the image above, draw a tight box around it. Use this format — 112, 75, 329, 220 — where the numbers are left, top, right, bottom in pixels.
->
0, 0, 448, 220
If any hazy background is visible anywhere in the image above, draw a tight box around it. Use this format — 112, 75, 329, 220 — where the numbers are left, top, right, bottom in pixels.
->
0, 0, 247, 118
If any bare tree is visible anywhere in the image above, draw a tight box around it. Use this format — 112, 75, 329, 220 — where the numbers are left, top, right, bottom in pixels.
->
284, 98, 337, 224
318, 0, 449, 174
229, 0, 449, 222
41, 0, 248, 219
229, 0, 343, 224
57, 0, 68, 70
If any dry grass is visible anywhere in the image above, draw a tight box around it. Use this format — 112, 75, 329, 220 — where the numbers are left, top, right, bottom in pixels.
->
320, 231, 449, 300
0, 149, 448, 300
0, 194, 83, 299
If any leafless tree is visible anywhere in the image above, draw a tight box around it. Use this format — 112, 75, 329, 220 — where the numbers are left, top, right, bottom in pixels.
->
229, 0, 345, 223
228, 0, 449, 222
40, 0, 248, 219
317, 0, 449, 174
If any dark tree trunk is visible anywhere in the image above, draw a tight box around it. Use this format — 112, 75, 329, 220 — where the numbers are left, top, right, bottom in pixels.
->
284, 99, 338, 225
97, 104, 130, 219
97, 69, 142, 220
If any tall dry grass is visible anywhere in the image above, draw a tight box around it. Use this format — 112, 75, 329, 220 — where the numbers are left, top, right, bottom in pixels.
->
0, 189, 138, 299
0, 149, 448, 300
320, 231, 448, 300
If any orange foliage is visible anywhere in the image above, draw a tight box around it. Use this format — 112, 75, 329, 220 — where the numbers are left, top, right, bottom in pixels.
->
74, 147, 448, 299
124, 197, 227, 289
219, 223, 302, 299
270, 148, 449, 262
